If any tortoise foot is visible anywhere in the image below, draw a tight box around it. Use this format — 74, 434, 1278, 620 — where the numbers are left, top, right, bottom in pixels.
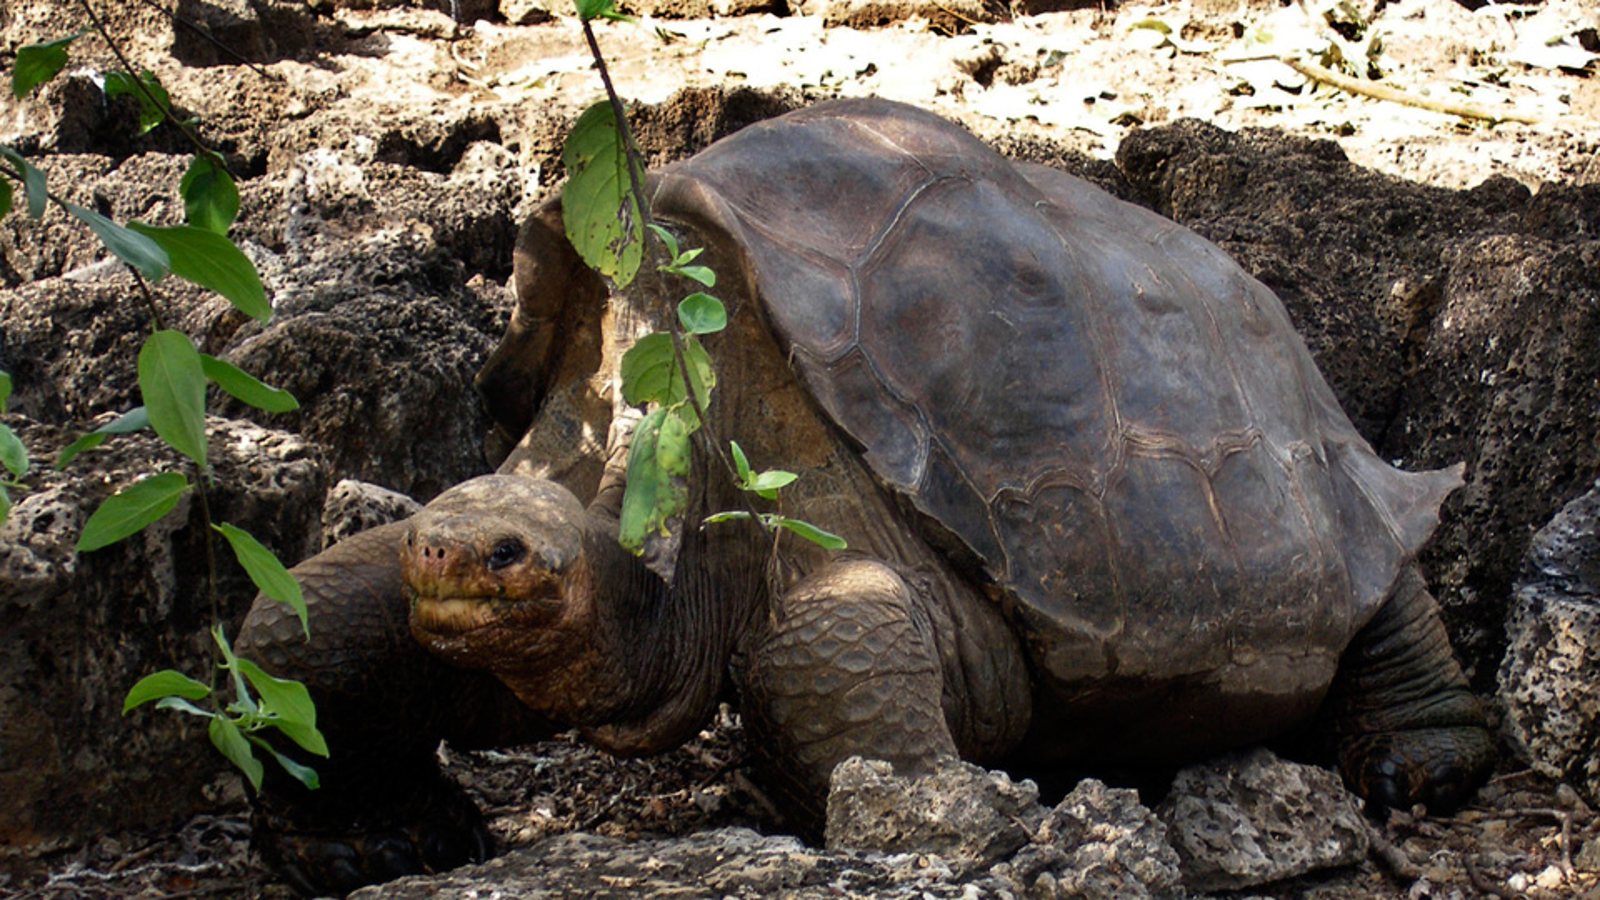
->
252, 771, 492, 897
1340, 725, 1494, 816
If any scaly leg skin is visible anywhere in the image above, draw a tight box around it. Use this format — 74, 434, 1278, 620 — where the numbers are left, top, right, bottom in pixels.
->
739, 558, 958, 834
237, 523, 554, 896
1323, 567, 1494, 815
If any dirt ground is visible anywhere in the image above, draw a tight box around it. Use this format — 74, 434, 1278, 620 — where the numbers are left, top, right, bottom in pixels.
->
2, 0, 1598, 896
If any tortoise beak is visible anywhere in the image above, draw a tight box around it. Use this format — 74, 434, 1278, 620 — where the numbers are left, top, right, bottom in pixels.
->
403, 524, 566, 635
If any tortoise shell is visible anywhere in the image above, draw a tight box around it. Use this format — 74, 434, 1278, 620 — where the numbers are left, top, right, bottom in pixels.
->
647, 98, 1460, 689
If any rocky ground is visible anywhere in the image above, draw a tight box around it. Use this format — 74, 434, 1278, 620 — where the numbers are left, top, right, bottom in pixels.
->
1, 0, 1598, 897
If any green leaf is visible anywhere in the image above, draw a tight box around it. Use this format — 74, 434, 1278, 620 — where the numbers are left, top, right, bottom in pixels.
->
102, 70, 169, 135
775, 517, 848, 550
619, 333, 715, 424
748, 469, 798, 501
562, 101, 644, 288
212, 626, 256, 718
234, 657, 327, 756
0, 179, 11, 220
677, 292, 726, 335
139, 331, 208, 467
618, 407, 692, 553
76, 472, 191, 551
0, 149, 49, 219
0, 486, 9, 526
572, 0, 633, 20
646, 223, 680, 260
0, 423, 28, 479
200, 355, 298, 413
57, 406, 150, 469
673, 247, 704, 266
0, 372, 9, 412
123, 669, 211, 714
12, 31, 85, 99
180, 154, 240, 235
214, 523, 308, 637
128, 224, 268, 321
703, 510, 752, 526
64, 203, 170, 280
674, 265, 715, 287
249, 735, 321, 790
729, 440, 752, 483
210, 716, 265, 792
155, 696, 215, 717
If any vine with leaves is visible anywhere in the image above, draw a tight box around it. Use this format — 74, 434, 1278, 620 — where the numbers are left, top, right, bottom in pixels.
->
563, 0, 845, 556
1, 6, 325, 794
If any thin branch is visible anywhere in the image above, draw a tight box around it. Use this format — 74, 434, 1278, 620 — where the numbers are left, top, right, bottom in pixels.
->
77, 0, 220, 159
1278, 56, 1543, 125
579, 17, 794, 562
126, 0, 282, 83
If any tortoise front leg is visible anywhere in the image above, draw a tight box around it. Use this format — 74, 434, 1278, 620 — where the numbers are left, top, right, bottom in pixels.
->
238, 523, 554, 896
1322, 567, 1494, 814
739, 559, 959, 834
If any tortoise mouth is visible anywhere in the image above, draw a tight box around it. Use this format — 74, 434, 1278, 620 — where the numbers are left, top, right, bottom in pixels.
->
409, 592, 517, 634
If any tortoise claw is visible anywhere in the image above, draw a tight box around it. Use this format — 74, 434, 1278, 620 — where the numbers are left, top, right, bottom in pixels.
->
1341, 726, 1494, 816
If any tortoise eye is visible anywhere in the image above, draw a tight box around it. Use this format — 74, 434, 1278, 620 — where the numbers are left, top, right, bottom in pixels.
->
487, 540, 526, 571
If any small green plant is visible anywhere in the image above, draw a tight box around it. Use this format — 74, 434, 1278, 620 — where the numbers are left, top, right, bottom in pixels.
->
2, 7, 324, 793
563, 0, 845, 558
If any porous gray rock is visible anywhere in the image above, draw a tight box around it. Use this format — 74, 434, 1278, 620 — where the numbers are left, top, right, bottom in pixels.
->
352, 826, 991, 900
995, 778, 1183, 900
0, 415, 326, 851
1157, 747, 1368, 892
824, 756, 1042, 866
1499, 478, 1600, 804
322, 479, 423, 549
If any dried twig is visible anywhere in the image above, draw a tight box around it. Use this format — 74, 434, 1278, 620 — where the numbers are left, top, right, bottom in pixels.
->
1278, 56, 1543, 125
1364, 819, 1422, 880
1464, 856, 1520, 900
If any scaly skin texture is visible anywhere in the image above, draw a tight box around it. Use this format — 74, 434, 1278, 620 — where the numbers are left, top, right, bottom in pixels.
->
1324, 568, 1494, 812
239, 99, 1494, 896
236, 524, 553, 895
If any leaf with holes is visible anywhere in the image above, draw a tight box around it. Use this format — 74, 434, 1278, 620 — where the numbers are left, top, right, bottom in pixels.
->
562, 101, 644, 288
618, 407, 692, 554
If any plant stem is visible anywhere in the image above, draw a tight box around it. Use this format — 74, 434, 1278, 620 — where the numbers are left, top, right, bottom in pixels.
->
580, 18, 790, 561
125, 0, 282, 82
77, 0, 221, 160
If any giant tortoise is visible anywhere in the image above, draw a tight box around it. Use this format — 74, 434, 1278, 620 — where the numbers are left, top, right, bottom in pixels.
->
238, 98, 1492, 895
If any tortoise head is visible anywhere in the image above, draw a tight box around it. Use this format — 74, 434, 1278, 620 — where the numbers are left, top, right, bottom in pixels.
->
403, 474, 589, 669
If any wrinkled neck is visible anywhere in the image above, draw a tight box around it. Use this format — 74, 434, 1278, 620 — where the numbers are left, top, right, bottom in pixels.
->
568, 511, 738, 756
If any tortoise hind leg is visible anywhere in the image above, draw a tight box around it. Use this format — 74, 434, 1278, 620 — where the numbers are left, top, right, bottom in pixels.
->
739, 559, 958, 835
1323, 567, 1494, 814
